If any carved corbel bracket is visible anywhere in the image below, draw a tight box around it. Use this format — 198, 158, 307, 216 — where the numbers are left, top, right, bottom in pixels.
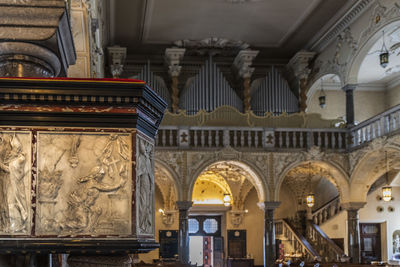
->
107, 46, 127, 78
233, 49, 259, 78
229, 210, 248, 227
165, 48, 186, 77
159, 209, 178, 226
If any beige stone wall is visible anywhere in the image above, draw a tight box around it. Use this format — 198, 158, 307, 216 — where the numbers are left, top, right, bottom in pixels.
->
385, 85, 400, 109
313, 178, 338, 210
307, 90, 386, 123
319, 210, 348, 254
275, 185, 298, 220
239, 188, 264, 266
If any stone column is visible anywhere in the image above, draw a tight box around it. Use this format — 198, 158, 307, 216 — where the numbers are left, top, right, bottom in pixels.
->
233, 50, 259, 112
165, 48, 186, 113
342, 84, 357, 127
0, 1, 76, 77
287, 51, 316, 112
342, 202, 366, 264
176, 201, 193, 264
258, 202, 280, 267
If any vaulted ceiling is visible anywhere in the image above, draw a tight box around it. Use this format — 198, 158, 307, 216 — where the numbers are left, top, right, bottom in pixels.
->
106, 0, 353, 60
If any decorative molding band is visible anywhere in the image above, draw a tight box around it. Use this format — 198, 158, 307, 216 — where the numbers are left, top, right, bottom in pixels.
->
309, 0, 374, 52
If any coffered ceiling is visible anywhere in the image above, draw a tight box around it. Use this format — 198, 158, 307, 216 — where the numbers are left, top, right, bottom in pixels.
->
107, 0, 352, 59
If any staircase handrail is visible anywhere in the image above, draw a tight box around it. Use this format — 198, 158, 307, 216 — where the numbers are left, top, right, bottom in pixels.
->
307, 222, 344, 262
311, 196, 341, 225
275, 219, 321, 261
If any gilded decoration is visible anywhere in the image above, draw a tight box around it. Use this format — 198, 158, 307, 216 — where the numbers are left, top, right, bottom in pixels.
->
0, 131, 31, 235
36, 132, 132, 236
136, 136, 155, 235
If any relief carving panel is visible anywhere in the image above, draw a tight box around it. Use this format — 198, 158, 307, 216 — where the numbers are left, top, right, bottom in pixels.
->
136, 136, 154, 236
0, 131, 31, 235
36, 132, 132, 236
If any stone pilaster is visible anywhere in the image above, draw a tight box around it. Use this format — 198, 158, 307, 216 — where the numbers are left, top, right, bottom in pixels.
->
258, 202, 280, 267
342, 202, 366, 264
107, 46, 127, 78
0, 1, 76, 77
233, 50, 259, 112
165, 48, 186, 113
342, 84, 357, 127
176, 201, 193, 264
287, 51, 316, 112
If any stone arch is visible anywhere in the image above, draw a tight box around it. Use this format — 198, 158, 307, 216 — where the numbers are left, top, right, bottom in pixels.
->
350, 144, 400, 202
275, 160, 351, 203
346, 15, 400, 84
154, 158, 182, 203
187, 159, 268, 203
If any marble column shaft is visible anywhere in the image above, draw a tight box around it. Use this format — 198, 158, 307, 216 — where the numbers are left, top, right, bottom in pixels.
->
342, 84, 357, 127
259, 202, 280, 267
342, 202, 365, 264
176, 201, 193, 264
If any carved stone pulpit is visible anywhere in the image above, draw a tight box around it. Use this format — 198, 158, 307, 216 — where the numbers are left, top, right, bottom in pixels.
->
0, 78, 167, 260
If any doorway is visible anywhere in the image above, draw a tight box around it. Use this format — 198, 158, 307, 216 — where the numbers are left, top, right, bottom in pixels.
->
360, 223, 382, 263
188, 216, 224, 267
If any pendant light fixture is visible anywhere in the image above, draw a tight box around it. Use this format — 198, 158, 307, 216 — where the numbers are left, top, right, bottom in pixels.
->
306, 162, 315, 208
318, 79, 326, 109
223, 193, 231, 207
382, 151, 392, 202
379, 30, 389, 68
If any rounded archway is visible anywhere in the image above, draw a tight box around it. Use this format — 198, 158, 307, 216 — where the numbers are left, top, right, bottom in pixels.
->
347, 20, 400, 85
350, 146, 400, 202
188, 160, 268, 204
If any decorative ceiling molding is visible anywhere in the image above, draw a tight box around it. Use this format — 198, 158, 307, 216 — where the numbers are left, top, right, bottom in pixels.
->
173, 38, 250, 53
308, 0, 374, 52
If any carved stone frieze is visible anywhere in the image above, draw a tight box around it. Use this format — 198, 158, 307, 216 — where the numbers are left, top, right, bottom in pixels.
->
36, 132, 132, 236
274, 152, 305, 183
0, 131, 31, 235
136, 136, 155, 236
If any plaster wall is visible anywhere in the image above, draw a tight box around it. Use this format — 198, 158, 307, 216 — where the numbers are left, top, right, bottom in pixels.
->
385, 85, 400, 109
319, 210, 348, 255
307, 90, 386, 123
314, 178, 339, 210
275, 185, 298, 220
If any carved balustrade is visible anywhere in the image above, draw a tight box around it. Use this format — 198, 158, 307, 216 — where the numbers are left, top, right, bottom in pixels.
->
312, 197, 341, 225
275, 219, 320, 262
156, 127, 348, 151
350, 104, 400, 148
306, 222, 344, 262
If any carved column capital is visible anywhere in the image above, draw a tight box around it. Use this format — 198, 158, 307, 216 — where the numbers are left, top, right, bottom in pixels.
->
257, 201, 280, 211
341, 202, 366, 211
165, 48, 186, 77
233, 49, 259, 78
176, 200, 193, 211
107, 46, 127, 78
342, 84, 358, 92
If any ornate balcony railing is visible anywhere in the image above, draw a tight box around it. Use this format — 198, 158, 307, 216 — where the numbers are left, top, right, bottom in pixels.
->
349, 104, 400, 149
156, 127, 348, 151
156, 104, 400, 151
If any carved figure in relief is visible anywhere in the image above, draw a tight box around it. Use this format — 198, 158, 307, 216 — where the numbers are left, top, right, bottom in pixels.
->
0, 134, 12, 230
137, 138, 154, 233
0, 135, 28, 232
60, 135, 128, 233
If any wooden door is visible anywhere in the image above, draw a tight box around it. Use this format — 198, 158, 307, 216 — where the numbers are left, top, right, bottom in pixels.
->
213, 236, 224, 267
360, 223, 381, 264
203, 236, 212, 267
